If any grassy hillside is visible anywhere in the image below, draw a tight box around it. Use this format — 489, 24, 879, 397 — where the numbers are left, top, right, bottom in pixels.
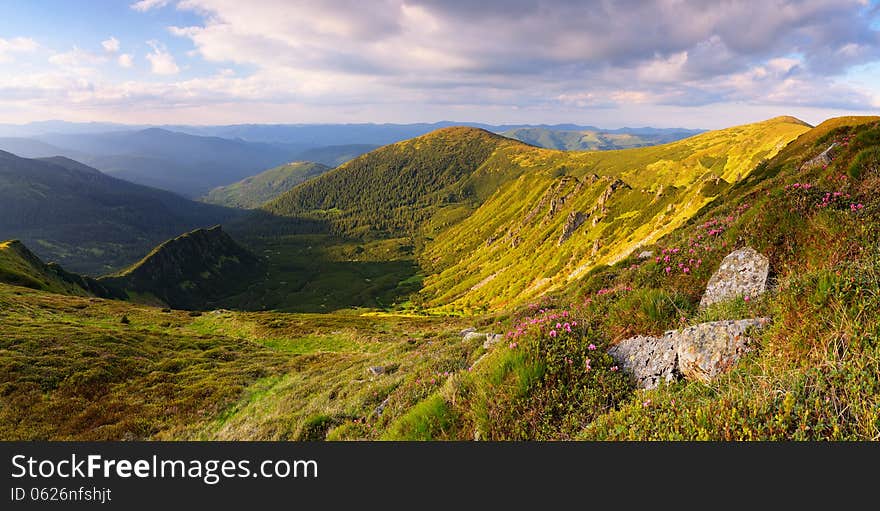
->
4, 115, 879, 441
226, 118, 808, 314
375, 115, 880, 440
260, 127, 526, 239
293, 144, 379, 167
501, 127, 700, 151
0, 150, 240, 275
416, 116, 810, 312
100, 226, 262, 310
0, 240, 106, 296
202, 162, 331, 209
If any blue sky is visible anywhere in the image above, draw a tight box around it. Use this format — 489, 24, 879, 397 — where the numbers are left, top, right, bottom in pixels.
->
0, 0, 879, 128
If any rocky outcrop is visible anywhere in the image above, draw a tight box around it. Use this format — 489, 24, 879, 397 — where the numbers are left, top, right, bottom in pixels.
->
608, 334, 679, 390
558, 211, 589, 245
699, 247, 769, 308
799, 143, 837, 172
461, 329, 503, 349
610, 318, 770, 389
676, 318, 769, 382
590, 178, 630, 226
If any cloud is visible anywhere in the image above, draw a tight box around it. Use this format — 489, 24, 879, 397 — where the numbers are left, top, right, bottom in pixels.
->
48, 46, 106, 68
158, 0, 880, 114
0, 37, 38, 63
102, 37, 120, 53
145, 40, 179, 74
130, 0, 169, 12
9, 0, 880, 124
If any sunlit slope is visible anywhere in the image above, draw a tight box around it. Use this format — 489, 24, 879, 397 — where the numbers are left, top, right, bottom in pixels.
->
261, 127, 531, 239
418, 116, 811, 311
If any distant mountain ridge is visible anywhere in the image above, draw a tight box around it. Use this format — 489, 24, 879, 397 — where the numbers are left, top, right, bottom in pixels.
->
202, 161, 332, 209
0, 150, 240, 274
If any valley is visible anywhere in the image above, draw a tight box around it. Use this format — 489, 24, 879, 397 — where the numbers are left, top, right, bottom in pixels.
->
1, 115, 879, 441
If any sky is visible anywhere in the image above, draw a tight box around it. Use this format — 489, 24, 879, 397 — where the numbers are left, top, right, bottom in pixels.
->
0, 0, 879, 128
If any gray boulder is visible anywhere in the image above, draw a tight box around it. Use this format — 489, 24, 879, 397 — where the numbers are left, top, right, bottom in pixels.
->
483, 333, 503, 349
675, 318, 769, 383
609, 318, 770, 389
799, 143, 837, 172
608, 334, 679, 390
700, 247, 769, 308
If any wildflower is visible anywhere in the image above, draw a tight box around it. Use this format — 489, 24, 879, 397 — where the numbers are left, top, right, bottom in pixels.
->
509, 342, 518, 349
430, 378, 436, 385
588, 343, 597, 350
584, 358, 592, 371
572, 321, 578, 327
642, 399, 651, 408
744, 295, 750, 302
549, 330, 557, 338
611, 365, 619, 372
664, 266, 671, 274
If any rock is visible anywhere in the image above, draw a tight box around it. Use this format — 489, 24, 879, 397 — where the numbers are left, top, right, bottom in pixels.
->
609, 318, 770, 388
608, 334, 679, 390
462, 331, 488, 342
799, 143, 838, 172
375, 397, 391, 416
460, 327, 477, 337
675, 318, 769, 383
367, 366, 385, 376
558, 211, 589, 245
700, 247, 769, 308
637, 250, 654, 259
483, 333, 503, 349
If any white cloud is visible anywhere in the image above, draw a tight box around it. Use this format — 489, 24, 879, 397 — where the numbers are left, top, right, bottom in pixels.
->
48, 46, 106, 68
118, 53, 134, 68
102, 37, 120, 53
0, 37, 38, 63
130, 0, 169, 12
145, 41, 179, 75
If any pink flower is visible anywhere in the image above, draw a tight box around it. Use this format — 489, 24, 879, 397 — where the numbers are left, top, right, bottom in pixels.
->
611, 366, 619, 372
509, 342, 518, 349
572, 321, 578, 327
588, 343, 597, 351
744, 295, 751, 302
549, 330, 557, 338
664, 266, 671, 274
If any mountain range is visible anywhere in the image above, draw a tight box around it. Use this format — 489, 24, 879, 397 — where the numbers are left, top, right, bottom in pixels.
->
3, 114, 880, 441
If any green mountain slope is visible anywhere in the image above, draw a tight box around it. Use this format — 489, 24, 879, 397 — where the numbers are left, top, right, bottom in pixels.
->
417, 116, 811, 311
0, 150, 240, 275
100, 226, 262, 310
260, 127, 527, 239
293, 144, 379, 167
2, 115, 880, 441
501, 127, 700, 151
0, 240, 117, 297
202, 161, 331, 209
240, 117, 809, 312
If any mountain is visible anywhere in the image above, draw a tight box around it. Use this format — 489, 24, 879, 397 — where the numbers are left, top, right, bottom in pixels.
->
236, 117, 810, 313
292, 144, 379, 167
32, 128, 309, 197
4, 115, 880, 442
99, 226, 262, 309
259, 127, 525, 239
500, 127, 702, 151
0, 150, 241, 275
0, 239, 119, 297
202, 161, 331, 209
